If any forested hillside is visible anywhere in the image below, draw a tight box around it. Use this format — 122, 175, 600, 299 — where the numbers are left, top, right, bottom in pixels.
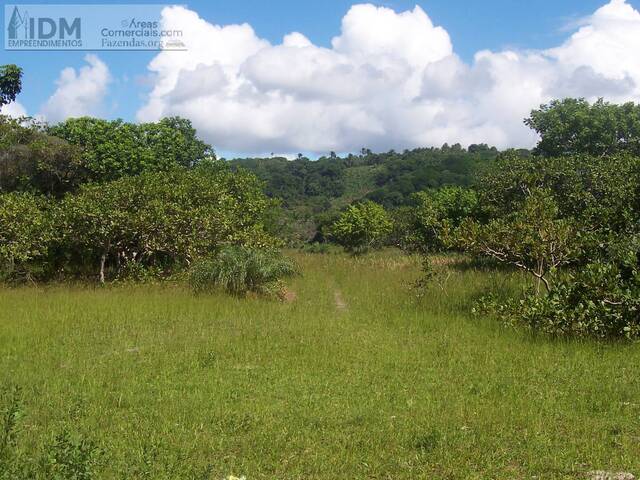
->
230, 144, 504, 242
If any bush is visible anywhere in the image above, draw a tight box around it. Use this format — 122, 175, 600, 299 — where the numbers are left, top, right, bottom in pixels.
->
189, 247, 297, 297
456, 189, 576, 294
400, 186, 478, 253
58, 161, 278, 283
0, 192, 55, 280
330, 201, 392, 254
477, 258, 640, 339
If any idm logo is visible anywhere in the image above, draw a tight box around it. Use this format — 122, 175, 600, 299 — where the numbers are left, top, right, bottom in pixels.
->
7, 5, 80, 40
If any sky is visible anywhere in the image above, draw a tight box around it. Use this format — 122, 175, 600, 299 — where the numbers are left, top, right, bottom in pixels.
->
2, 0, 640, 157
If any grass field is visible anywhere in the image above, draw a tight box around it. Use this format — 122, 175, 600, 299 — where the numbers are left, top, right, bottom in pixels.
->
1, 252, 639, 479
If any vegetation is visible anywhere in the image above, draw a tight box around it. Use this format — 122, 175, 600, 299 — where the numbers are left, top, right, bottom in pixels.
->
3, 58, 640, 476
456, 188, 576, 294
0, 65, 22, 108
398, 186, 479, 253
48, 117, 213, 184
0, 107, 280, 284
526, 98, 640, 157
0, 162, 277, 283
0, 191, 54, 280
230, 145, 498, 243
189, 246, 297, 297
1, 253, 639, 479
329, 200, 392, 254
438, 101, 640, 339
58, 162, 277, 283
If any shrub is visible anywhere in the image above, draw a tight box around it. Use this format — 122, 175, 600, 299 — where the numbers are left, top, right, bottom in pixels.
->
456, 189, 576, 294
476, 248, 640, 339
0, 192, 55, 280
43, 429, 101, 480
189, 247, 297, 297
330, 201, 392, 254
400, 186, 478, 253
59, 162, 278, 283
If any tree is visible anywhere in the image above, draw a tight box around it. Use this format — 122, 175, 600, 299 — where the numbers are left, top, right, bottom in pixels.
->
401, 186, 478, 252
475, 150, 640, 261
459, 99, 640, 337
48, 117, 213, 183
0, 192, 54, 278
0, 116, 83, 196
330, 201, 392, 254
526, 98, 640, 157
0, 65, 22, 108
457, 189, 575, 294
480, 236, 640, 339
59, 161, 277, 282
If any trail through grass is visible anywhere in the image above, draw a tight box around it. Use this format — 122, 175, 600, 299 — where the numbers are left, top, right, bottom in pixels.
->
0, 252, 639, 479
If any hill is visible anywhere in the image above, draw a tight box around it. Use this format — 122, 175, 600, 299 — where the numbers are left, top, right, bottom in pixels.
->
229, 144, 505, 242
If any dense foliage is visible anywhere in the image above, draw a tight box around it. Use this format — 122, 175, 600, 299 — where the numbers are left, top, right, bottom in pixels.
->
0, 192, 53, 280
57, 162, 277, 282
231, 145, 498, 242
436, 101, 640, 338
0, 103, 286, 285
48, 116, 214, 184
0, 116, 279, 283
330, 201, 392, 254
527, 98, 640, 157
0, 116, 214, 197
457, 189, 576, 293
480, 260, 640, 339
0, 65, 22, 108
0, 117, 82, 196
398, 186, 479, 253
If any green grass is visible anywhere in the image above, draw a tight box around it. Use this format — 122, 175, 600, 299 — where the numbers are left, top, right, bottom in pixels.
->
1, 252, 639, 479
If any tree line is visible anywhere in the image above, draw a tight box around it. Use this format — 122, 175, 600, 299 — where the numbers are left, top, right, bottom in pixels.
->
0, 65, 279, 283
328, 98, 640, 338
230, 144, 498, 243
3, 62, 640, 338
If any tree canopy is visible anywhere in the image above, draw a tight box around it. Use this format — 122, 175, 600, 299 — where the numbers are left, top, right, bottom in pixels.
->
526, 98, 640, 157
0, 65, 22, 108
48, 117, 214, 183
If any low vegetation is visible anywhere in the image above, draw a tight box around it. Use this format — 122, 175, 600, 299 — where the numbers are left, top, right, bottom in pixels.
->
189, 246, 297, 297
329, 200, 392, 254
2, 62, 640, 477
1, 254, 639, 479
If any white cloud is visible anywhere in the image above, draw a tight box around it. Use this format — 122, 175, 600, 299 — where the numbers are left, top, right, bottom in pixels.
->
0, 101, 27, 118
40, 54, 111, 122
138, 1, 640, 154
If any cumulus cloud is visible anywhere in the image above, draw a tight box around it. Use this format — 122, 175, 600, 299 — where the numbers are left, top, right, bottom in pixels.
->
40, 54, 111, 122
137, 0, 640, 154
0, 101, 27, 118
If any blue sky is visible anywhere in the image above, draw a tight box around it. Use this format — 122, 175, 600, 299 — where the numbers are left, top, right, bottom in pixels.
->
2, 0, 640, 155
0, 0, 622, 121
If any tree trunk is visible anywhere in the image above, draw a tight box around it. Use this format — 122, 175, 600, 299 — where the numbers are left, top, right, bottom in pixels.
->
99, 253, 106, 284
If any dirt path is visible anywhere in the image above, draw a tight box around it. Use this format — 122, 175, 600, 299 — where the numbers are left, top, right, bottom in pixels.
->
334, 290, 348, 311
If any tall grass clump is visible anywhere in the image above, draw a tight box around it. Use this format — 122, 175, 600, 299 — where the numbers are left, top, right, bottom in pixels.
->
189, 246, 297, 297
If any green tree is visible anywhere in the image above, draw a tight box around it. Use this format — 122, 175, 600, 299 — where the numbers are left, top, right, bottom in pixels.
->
526, 98, 640, 157
48, 117, 213, 183
59, 162, 277, 282
330, 201, 392, 254
401, 186, 478, 252
0, 192, 54, 278
0, 116, 83, 196
457, 189, 575, 294
475, 150, 640, 260
0, 65, 22, 108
